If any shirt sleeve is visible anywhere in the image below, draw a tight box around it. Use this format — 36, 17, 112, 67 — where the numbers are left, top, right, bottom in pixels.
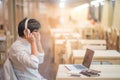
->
15, 51, 40, 69
15, 51, 44, 69
36, 52, 44, 64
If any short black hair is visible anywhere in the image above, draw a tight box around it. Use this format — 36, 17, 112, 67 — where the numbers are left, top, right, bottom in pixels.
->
18, 18, 41, 37
93, 18, 97, 22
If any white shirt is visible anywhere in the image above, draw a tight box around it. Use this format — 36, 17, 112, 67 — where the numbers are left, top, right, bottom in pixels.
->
9, 37, 45, 80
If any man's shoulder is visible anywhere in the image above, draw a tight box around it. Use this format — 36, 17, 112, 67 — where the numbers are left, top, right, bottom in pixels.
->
10, 40, 26, 50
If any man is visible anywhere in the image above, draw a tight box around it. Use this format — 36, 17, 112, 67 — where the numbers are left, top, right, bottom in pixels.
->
8, 18, 46, 80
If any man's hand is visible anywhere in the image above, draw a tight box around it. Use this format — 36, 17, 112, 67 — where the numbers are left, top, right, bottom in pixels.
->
25, 33, 36, 44
32, 32, 43, 53
32, 32, 41, 42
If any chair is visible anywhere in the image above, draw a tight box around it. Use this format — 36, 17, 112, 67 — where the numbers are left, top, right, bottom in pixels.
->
119, 30, 120, 52
3, 59, 18, 80
54, 39, 65, 64
84, 27, 93, 39
62, 41, 72, 64
111, 28, 118, 50
105, 29, 113, 49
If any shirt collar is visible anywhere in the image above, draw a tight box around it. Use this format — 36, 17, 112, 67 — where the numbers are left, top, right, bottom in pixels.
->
18, 37, 30, 45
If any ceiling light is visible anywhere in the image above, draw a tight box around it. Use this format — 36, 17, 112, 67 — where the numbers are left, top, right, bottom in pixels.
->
59, 2, 65, 8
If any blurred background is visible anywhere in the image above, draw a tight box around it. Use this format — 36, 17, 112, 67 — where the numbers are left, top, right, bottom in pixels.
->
0, 0, 120, 80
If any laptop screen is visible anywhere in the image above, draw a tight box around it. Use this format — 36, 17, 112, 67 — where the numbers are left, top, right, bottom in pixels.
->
82, 48, 94, 68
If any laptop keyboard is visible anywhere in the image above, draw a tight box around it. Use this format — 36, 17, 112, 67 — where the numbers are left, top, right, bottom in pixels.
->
65, 64, 86, 71
73, 64, 86, 69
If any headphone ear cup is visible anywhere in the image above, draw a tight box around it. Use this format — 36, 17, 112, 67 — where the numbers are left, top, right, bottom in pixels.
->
24, 28, 30, 35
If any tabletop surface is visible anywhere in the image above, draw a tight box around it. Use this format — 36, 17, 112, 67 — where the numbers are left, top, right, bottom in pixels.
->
73, 50, 120, 58
56, 64, 120, 80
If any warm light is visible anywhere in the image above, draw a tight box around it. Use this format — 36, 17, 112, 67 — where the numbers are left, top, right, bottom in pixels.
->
100, 1, 104, 5
60, 0, 66, 1
0, 0, 2, 4
91, 0, 104, 7
59, 2, 65, 8
91, 1, 99, 7
73, 3, 89, 11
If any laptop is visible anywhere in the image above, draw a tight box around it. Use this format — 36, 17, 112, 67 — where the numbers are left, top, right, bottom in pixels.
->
65, 48, 94, 71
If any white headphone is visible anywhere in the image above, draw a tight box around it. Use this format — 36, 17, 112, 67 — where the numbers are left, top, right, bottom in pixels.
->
24, 18, 30, 35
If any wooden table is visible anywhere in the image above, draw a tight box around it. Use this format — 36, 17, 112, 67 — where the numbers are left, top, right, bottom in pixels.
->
79, 39, 106, 50
56, 64, 120, 80
72, 50, 120, 64
54, 39, 79, 64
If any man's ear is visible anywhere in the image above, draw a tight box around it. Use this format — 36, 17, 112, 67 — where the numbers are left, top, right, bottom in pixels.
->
24, 28, 30, 36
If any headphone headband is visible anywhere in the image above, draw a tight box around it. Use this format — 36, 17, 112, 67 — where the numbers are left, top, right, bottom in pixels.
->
25, 18, 29, 29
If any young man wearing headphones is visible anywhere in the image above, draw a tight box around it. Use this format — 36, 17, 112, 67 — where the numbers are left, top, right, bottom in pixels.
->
8, 18, 46, 80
